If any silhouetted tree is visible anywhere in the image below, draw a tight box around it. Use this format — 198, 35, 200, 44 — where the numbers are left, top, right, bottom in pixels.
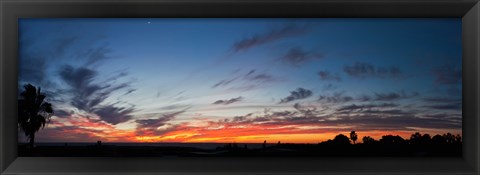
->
421, 134, 431, 144
432, 134, 446, 145
362, 136, 376, 144
332, 134, 351, 145
455, 134, 462, 143
350, 131, 358, 144
18, 84, 54, 148
410, 132, 422, 145
410, 132, 431, 145
443, 133, 456, 144
380, 135, 405, 145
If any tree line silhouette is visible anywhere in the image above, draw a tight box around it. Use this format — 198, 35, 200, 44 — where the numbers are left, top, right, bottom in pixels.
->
217, 131, 462, 156
321, 131, 462, 146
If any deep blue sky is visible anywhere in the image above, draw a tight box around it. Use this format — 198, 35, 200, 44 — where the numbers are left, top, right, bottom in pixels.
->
18, 18, 462, 143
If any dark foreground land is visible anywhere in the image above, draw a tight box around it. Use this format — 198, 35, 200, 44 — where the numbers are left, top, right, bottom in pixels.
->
18, 142, 462, 157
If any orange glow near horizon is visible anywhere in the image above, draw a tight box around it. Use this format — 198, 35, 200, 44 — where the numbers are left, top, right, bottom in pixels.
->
33, 123, 462, 144
27, 114, 462, 144
127, 126, 462, 144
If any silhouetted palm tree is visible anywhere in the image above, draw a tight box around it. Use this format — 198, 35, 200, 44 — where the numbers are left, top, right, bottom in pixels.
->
350, 131, 358, 144
18, 84, 54, 148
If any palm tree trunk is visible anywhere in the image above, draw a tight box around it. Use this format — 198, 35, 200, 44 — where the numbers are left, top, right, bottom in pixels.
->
29, 132, 35, 149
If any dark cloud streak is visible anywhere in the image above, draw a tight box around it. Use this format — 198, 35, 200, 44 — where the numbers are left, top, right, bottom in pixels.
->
243, 70, 277, 82
318, 71, 341, 81
279, 88, 313, 104
93, 106, 134, 125
432, 64, 462, 85
337, 103, 398, 112
58, 65, 136, 125
213, 96, 244, 105
344, 62, 405, 79
135, 110, 187, 136
318, 92, 353, 104
280, 47, 324, 67
232, 24, 309, 53
373, 91, 419, 101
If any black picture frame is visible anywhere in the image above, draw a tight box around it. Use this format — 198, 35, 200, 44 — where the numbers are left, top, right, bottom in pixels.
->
1, 0, 479, 174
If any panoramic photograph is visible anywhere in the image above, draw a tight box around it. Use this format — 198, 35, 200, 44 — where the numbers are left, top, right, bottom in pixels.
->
18, 18, 462, 157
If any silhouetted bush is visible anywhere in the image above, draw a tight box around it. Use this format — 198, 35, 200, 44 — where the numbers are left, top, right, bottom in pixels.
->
362, 136, 376, 144
380, 135, 406, 145
332, 134, 351, 145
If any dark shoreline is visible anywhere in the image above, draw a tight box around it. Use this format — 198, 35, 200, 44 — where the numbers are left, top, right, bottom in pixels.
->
18, 142, 462, 157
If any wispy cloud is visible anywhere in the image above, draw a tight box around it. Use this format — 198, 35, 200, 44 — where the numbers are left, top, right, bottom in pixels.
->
432, 64, 462, 85
423, 97, 461, 103
226, 85, 258, 92
318, 71, 341, 81
423, 103, 462, 110
318, 92, 353, 104
19, 36, 79, 88
279, 88, 313, 104
213, 96, 244, 105
280, 47, 324, 67
422, 97, 462, 111
293, 103, 318, 117
318, 91, 419, 105
321, 114, 460, 130
157, 104, 192, 111
320, 84, 337, 92
33, 114, 136, 142
212, 77, 239, 88
93, 105, 134, 125
19, 33, 137, 125
337, 103, 398, 112
196, 105, 460, 136
52, 36, 78, 57
357, 95, 372, 102
243, 70, 277, 82
136, 111, 180, 128
232, 24, 309, 53
344, 62, 405, 79
53, 109, 72, 118
213, 70, 279, 92
80, 44, 113, 66
58, 65, 135, 124
373, 91, 419, 101
135, 110, 186, 136
18, 53, 49, 86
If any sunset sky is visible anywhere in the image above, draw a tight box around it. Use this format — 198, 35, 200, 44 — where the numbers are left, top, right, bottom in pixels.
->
18, 18, 462, 143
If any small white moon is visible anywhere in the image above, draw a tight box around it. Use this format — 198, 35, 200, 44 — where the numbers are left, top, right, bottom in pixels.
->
147, 22, 151, 24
